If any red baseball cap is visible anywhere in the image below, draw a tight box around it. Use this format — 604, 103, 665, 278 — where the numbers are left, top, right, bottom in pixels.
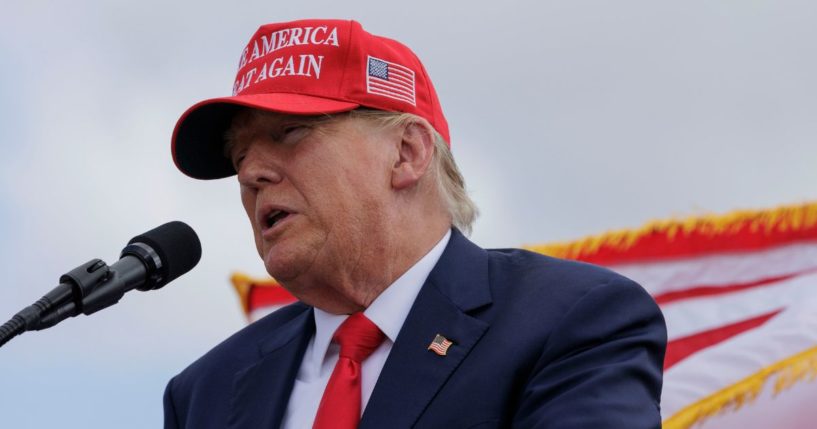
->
172, 19, 450, 179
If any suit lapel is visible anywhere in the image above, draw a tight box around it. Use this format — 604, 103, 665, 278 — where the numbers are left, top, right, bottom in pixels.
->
360, 230, 493, 428
228, 306, 314, 429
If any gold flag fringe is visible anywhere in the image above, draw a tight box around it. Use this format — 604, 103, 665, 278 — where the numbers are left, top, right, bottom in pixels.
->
663, 344, 817, 429
230, 272, 279, 315
524, 201, 817, 261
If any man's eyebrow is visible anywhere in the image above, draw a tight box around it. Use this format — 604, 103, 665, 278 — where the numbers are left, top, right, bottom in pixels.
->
221, 112, 341, 159
284, 114, 336, 127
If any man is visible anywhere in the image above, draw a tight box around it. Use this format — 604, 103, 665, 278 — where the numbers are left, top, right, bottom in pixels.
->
165, 19, 666, 428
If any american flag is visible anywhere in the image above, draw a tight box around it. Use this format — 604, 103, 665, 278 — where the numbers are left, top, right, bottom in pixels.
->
525, 201, 817, 429
366, 56, 416, 106
428, 334, 453, 356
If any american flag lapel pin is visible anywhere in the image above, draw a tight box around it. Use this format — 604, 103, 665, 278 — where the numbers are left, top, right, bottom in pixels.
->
428, 334, 454, 356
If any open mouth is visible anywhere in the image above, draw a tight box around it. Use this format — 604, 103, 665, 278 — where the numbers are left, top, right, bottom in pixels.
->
265, 209, 291, 230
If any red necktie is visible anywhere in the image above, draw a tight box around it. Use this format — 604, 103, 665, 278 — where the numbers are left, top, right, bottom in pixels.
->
313, 313, 385, 429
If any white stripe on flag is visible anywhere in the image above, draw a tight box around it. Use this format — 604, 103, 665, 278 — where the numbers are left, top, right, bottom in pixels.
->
368, 80, 415, 98
661, 271, 817, 340
609, 241, 817, 296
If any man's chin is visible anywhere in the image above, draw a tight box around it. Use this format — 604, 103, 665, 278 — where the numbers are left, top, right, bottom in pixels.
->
264, 259, 298, 283
262, 246, 308, 283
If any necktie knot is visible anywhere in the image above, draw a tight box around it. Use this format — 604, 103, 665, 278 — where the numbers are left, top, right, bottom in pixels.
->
333, 313, 385, 362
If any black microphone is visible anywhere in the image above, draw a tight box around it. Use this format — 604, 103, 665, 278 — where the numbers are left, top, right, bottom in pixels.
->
0, 221, 201, 348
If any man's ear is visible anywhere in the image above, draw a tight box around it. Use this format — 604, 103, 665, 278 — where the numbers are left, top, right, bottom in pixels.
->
391, 119, 436, 190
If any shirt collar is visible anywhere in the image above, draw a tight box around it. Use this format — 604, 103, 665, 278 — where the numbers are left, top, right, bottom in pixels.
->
364, 230, 451, 342
310, 230, 451, 366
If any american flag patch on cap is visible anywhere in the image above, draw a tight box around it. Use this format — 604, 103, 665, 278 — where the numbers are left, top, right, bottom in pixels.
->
366, 56, 416, 106
427, 334, 453, 356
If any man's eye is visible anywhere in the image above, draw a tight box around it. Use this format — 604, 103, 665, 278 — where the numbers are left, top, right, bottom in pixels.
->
233, 154, 245, 170
278, 125, 309, 144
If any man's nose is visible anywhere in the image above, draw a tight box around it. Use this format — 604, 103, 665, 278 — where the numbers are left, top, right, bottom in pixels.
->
236, 145, 284, 187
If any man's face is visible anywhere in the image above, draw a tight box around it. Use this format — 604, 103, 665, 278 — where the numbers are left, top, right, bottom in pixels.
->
228, 110, 400, 304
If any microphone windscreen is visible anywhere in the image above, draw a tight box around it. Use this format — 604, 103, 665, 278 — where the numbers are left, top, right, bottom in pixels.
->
128, 221, 202, 287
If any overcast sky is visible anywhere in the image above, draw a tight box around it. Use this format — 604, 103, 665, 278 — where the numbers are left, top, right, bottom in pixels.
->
1, 1, 816, 427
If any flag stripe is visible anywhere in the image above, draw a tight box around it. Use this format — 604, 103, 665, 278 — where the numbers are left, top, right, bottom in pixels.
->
367, 76, 414, 92
665, 309, 782, 369
375, 78, 414, 93
653, 270, 813, 305
611, 241, 817, 297
384, 67, 413, 78
367, 80, 416, 98
382, 62, 414, 77
366, 89, 415, 104
526, 202, 817, 265
386, 72, 414, 85
662, 272, 817, 340
249, 284, 297, 309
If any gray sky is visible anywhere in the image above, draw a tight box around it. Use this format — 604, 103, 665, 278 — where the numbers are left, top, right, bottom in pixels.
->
1, 1, 816, 426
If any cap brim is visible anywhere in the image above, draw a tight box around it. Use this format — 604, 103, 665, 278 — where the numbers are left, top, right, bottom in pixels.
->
172, 93, 360, 179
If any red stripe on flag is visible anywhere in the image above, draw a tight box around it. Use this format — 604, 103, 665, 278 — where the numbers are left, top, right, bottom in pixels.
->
664, 309, 783, 370
248, 285, 297, 311
585, 232, 817, 266
526, 203, 817, 265
654, 271, 809, 305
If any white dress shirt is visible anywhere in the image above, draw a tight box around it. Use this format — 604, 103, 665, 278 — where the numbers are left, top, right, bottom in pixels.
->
280, 230, 451, 429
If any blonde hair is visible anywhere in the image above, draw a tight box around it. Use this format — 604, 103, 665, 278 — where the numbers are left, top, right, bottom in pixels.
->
348, 109, 479, 234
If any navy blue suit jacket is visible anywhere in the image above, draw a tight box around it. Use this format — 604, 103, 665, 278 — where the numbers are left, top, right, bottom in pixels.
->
164, 230, 666, 428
